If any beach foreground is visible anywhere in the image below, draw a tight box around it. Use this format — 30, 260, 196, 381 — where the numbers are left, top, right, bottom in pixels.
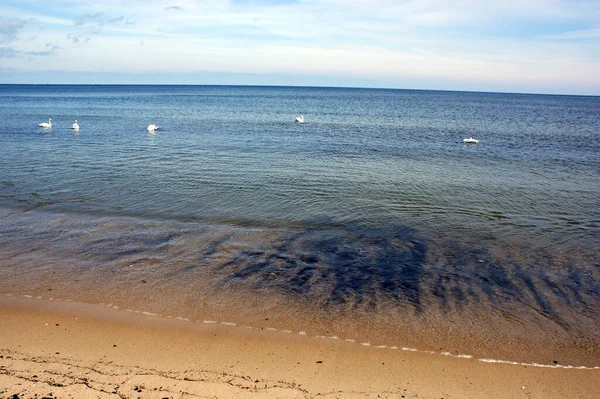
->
0, 296, 598, 398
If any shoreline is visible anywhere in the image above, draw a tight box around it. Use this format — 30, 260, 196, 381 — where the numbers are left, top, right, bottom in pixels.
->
1, 206, 599, 369
4, 294, 599, 371
1, 296, 598, 398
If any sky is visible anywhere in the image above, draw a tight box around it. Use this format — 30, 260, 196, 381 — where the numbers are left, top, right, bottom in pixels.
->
1, 0, 599, 94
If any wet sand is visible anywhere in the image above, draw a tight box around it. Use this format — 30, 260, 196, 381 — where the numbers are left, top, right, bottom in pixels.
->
0, 296, 598, 398
2, 208, 599, 368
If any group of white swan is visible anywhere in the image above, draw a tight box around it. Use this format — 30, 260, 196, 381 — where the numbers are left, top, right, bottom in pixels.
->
295, 115, 481, 144
39, 118, 79, 131
41, 116, 300, 132
295, 115, 479, 145
39, 118, 160, 133
40, 116, 479, 144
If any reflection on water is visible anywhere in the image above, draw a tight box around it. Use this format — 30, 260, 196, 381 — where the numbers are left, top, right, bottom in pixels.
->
219, 225, 428, 311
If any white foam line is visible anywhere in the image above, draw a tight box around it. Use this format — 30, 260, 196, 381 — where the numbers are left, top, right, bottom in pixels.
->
479, 358, 527, 365
532, 362, 556, 368
141, 311, 158, 316
477, 358, 599, 369
11, 296, 600, 370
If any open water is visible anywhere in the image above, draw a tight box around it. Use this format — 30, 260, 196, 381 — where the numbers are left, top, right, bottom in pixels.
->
1, 85, 599, 366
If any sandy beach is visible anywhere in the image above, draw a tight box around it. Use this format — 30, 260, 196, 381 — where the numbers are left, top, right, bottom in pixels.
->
0, 296, 598, 398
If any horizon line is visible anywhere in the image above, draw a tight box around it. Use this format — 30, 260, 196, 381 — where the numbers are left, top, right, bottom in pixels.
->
0, 83, 598, 98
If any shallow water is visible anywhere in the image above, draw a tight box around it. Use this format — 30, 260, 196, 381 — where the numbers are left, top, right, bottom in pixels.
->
0, 85, 599, 366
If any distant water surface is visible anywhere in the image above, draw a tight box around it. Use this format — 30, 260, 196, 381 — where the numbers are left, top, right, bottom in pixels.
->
0, 85, 599, 366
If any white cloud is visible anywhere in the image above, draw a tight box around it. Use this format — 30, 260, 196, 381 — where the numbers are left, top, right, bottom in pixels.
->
0, 47, 20, 58
0, 0, 599, 93
0, 17, 26, 44
541, 27, 600, 40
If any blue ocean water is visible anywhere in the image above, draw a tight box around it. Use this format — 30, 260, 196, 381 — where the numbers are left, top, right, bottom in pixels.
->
1, 85, 599, 364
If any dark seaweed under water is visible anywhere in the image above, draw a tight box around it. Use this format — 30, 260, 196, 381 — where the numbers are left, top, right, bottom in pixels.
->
0, 85, 599, 365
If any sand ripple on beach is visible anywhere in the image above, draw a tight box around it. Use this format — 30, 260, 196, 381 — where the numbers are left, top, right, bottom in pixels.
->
3, 348, 387, 399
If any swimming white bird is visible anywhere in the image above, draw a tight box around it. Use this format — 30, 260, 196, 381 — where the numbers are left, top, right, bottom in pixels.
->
463, 137, 479, 144
147, 124, 159, 132
39, 118, 52, 128
72, 120, 79, 130
295, 115, 304, 123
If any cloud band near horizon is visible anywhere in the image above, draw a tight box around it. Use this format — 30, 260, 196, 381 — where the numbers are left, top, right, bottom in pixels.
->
0, 0, 599, 95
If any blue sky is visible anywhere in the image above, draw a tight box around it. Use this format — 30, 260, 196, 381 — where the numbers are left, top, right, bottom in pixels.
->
1, 0, 599, 94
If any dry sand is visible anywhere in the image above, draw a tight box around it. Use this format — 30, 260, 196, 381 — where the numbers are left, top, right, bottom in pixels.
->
0, 295, 598, 399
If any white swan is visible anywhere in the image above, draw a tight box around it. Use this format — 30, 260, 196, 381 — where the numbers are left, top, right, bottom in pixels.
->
39, 118, 52, 128
72, 120, 79, 130
147, 124, 159, 132
463, 137, 479, 144
295, 115, 304, 123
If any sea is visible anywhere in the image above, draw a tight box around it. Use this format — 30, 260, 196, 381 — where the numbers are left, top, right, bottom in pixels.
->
0, 84, 599, 367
